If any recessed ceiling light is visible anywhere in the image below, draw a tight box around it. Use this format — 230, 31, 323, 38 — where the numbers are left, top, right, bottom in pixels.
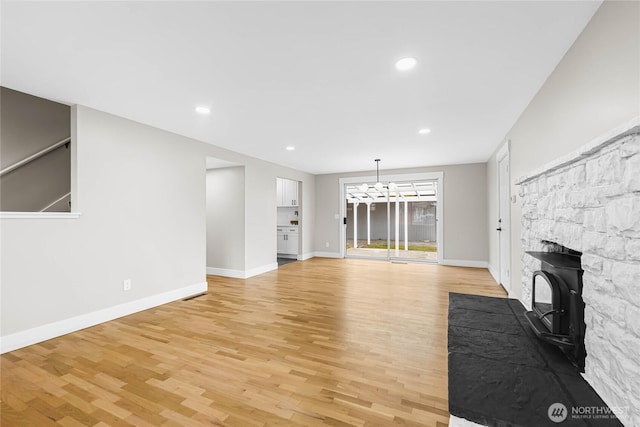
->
418, 128, 431, 135
395, 57, 417, 71
286, 146, 295, 151
195, 105, 211, 115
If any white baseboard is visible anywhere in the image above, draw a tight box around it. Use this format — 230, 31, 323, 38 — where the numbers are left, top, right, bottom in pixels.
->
487, 264, 514, 296
207, 263, 278, 279
245, 263, 278, 278
298, 252, 314, 261
0, 281, 207, 354
312, 251, 342, 258
206, 266, 245, 278
442, 259, 488, 268
487, 264, 499, 284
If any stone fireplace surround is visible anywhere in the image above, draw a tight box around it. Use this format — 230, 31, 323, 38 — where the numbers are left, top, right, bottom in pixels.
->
516, 118, 640, 427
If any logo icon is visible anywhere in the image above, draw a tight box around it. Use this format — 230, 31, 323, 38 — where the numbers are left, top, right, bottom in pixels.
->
548, 403, 568, 423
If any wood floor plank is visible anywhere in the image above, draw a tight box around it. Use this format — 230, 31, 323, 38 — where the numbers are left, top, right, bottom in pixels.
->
1, 258, 506, 426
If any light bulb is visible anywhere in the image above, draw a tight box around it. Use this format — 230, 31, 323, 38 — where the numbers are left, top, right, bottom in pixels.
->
395, 57, 417, 71
195, 106, 211, 115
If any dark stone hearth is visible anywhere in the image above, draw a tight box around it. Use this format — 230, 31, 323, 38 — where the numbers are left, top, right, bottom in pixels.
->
449, 326, 547, 369
449, 293, 516, 315
448, 293, 623, 427
449, 309, 524, 335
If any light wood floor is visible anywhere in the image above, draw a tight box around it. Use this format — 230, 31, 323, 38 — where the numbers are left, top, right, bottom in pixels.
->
1, 258, 506, 426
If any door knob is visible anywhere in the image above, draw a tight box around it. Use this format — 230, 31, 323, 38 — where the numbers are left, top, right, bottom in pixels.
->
496, 227, 502, 231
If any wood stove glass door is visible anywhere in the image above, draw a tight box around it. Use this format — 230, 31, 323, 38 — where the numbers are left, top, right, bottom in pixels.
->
533, 273, 554, 330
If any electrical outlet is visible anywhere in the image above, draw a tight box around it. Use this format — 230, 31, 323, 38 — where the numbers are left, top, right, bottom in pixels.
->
123, 279, 131, 291
325, 242, 330, 248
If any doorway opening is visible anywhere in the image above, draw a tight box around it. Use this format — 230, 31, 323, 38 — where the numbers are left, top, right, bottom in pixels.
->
205, 157, 245, 277
276, 177, 301, 263
340, 173, 442, 263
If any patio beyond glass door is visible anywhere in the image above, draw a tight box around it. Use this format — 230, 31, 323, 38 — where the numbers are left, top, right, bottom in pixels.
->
345, 180, 438, 262
345, 185, 389, 259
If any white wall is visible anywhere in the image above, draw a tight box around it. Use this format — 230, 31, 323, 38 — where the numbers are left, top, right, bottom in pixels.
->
1, 103, 318, 350
244, 164, 315, 267
206, 167, 245, 274
207, 158, 315, 274
196, 146, 316, 272
1, 106, 207, 348
487, 0, 640, 300
314, 163, 488, 264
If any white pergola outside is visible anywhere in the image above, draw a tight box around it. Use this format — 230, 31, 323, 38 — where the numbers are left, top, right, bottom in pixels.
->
345, 181, 437, 257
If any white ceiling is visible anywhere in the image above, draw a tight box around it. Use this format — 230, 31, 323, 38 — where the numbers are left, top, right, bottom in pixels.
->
1, 1, 602, 175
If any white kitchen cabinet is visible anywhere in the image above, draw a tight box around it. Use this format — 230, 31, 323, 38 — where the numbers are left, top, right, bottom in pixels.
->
285, 179, 298, 206
277, 178, 299, 207
277, 227, 298, 255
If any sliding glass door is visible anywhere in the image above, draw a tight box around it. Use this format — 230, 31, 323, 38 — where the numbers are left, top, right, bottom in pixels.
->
345, 183, 389, 259
388, 181, 438, 262
344, 179, 438, 262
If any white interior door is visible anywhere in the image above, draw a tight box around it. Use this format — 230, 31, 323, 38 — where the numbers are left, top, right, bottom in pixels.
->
498, 149, 511, 293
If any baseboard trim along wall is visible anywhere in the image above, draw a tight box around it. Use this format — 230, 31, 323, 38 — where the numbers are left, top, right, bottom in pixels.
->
312, 251, 342, 258
298, 252, 314, 261
206, 267, 246, 279
487, 264, 500, 284
207, 263, 279, 279
244, 263, 278, 278
442, 259, 489, 269
487, 264, 511, 296
0, 281, 208, 354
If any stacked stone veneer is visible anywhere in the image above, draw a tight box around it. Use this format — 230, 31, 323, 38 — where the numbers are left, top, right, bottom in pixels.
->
517, 122, 640, 427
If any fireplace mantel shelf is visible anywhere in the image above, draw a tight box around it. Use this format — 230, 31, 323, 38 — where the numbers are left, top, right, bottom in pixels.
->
526, 251, 582, 270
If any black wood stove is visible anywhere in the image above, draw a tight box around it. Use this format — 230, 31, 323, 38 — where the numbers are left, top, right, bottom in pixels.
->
525, 242, 586, 371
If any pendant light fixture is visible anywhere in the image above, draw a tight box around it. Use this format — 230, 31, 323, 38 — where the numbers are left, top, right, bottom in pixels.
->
374, 159, 384, 191
359, 159, 395, 193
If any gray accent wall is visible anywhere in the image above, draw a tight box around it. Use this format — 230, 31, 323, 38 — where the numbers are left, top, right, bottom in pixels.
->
1, 146, 71, 211
315, 163, 488, 262
0, 87, 70, 169
487, 0, 640, 300
1, 87, 71, 212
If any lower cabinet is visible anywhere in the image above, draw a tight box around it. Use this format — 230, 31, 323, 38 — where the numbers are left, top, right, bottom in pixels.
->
277, 227, 298, 255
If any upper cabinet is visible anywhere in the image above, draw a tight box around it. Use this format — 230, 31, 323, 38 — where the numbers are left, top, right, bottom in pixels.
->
277, 177, 299, 207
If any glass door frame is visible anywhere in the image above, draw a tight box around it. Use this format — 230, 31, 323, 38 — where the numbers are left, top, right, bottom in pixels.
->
344, 184, 391, 260
339, 172, 443, 264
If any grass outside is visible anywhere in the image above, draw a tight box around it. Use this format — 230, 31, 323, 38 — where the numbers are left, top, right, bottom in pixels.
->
346, 240, 437, 252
